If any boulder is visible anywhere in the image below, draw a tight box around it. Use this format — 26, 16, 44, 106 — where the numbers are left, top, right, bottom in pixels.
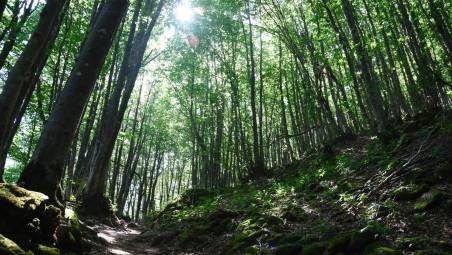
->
0, 184, 62, 248
0, 184, 48, 232
0, 234, 32, 255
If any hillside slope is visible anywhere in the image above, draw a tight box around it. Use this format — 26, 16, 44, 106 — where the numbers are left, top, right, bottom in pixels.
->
134, 112, 452, 255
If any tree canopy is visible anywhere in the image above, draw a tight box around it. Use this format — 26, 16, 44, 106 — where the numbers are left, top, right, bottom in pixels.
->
0, 0, 450, 221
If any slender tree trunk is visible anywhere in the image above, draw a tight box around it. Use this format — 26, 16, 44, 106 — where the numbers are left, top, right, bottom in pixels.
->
245, 0, 264, 177
83, 0, 164, 208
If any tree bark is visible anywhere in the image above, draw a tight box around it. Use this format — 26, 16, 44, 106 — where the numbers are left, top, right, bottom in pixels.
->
0, 0, 69, 181
83, 0, 163, 204
17, 0, 128, 205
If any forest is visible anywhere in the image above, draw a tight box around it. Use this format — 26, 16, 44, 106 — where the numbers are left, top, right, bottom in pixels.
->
0, 0, 451, 254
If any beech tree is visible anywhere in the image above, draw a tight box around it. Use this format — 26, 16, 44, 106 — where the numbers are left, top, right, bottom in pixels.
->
0, 0, 69, 180
17, 0, 129, 205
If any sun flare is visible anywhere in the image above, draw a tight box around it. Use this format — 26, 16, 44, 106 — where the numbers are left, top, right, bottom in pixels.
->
175, 2, 194, 23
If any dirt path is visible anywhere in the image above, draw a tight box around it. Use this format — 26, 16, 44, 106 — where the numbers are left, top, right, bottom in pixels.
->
86, 223, 160, 255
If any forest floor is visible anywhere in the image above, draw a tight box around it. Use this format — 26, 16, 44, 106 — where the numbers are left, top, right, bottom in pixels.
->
84, 222, 159, 255
81, 111, 452, 255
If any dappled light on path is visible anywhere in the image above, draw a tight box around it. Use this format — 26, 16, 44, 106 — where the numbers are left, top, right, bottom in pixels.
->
89, 223, 160, 255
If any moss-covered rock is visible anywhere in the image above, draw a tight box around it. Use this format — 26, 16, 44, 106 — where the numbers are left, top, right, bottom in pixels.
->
0, 184, 63, 247
0, 184, 48, 231
0, 234, 32, 255
34, 244, 61, 255
392, 184, 427, 201
324, 226, 378, 253
414, 189, 442, 212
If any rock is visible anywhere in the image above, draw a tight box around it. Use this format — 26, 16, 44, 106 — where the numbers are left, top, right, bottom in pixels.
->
40, 205, 62, 243
392, 184, 427, 201
414, 189, 442, 212
55, 224, 82, 252
0, 184, 48, 232
325, 226, 378, 254
34, 244, 61, 255
0, 234, 31, 255
0, 184, 62, 247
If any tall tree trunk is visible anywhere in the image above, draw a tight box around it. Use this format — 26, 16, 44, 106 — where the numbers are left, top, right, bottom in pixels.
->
341, 0, 387, 133
0, 0, 69, 181
83, 0, 163, 208
17, 0, 128, 206
245, 0, 264, 177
